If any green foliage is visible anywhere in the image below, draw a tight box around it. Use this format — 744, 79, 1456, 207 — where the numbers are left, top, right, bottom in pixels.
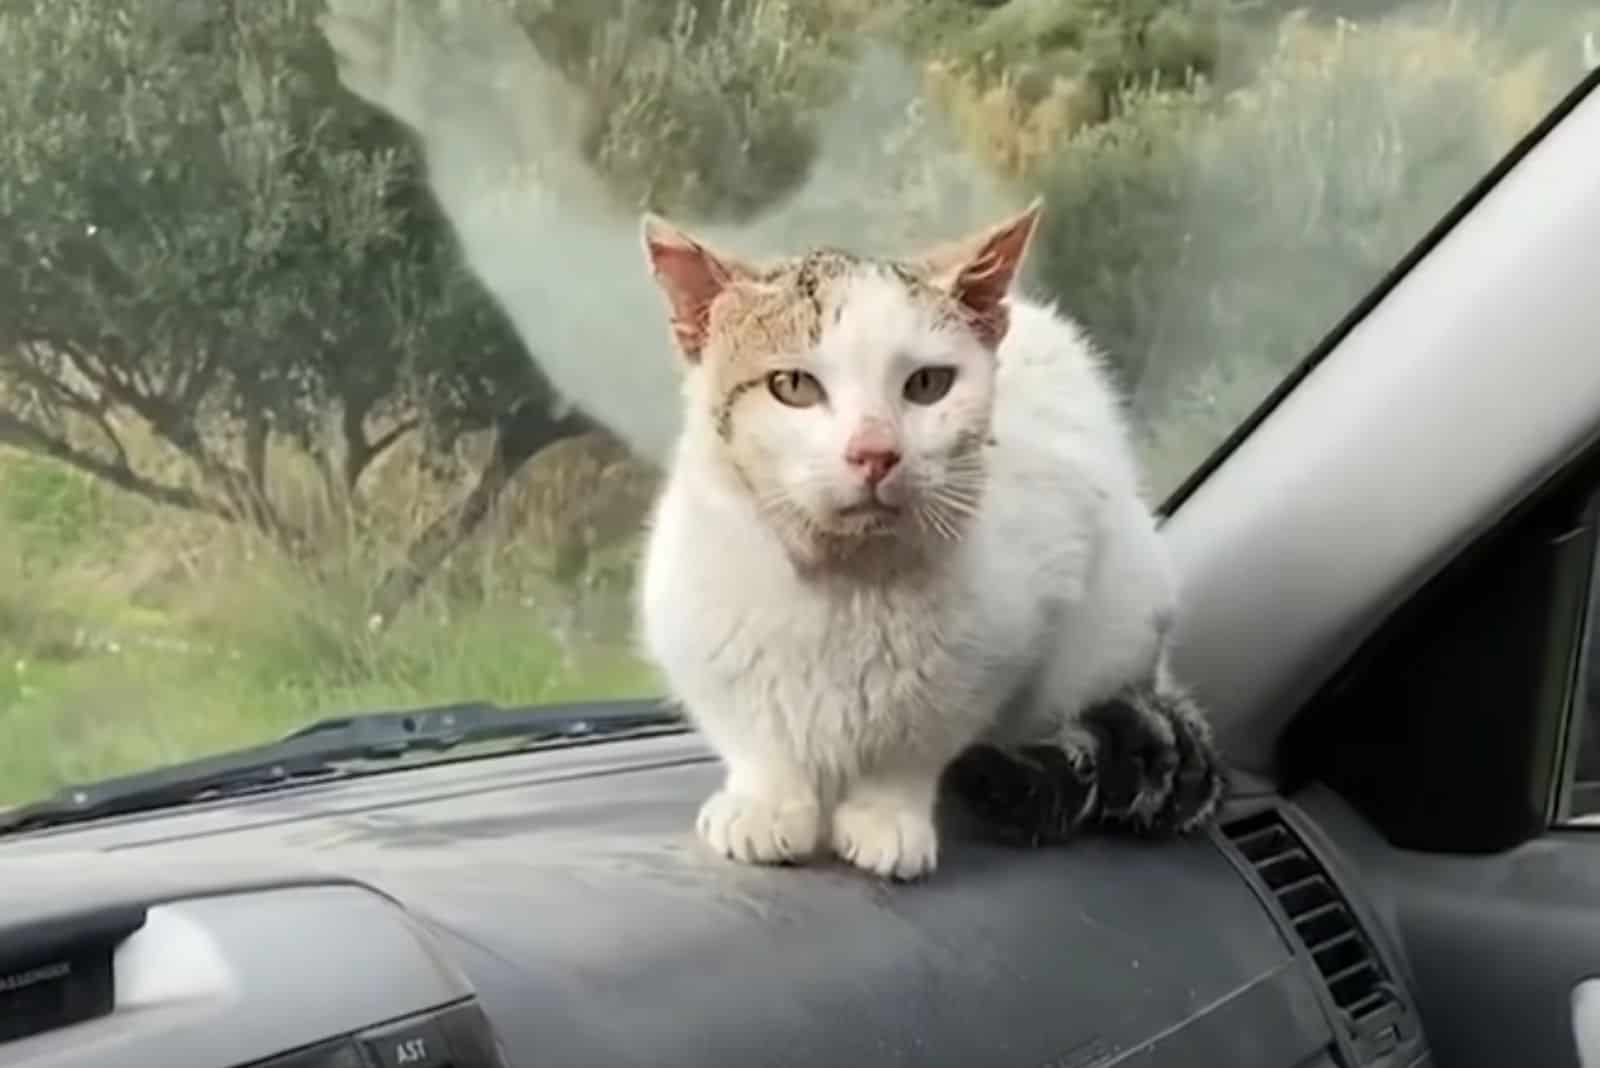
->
1025, 8, 1562, 491
0, 453, 106, 561
0, 491, 662, 806
0, 0, 551, 516
0, 602, 660, 806
524, 0, 855, 221
946, 0, 1235, 89
897, 0, 1248, 119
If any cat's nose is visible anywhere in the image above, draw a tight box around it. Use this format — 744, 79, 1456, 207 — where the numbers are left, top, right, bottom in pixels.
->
845, 424, 901, 486
847, 445, 901, 486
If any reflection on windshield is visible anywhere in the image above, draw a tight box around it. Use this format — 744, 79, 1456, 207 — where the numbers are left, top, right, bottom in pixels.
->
0, 0, 1593, 806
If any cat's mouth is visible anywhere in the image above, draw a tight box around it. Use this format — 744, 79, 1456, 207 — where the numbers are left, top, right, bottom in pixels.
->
838, 495, 902, 521
836, 501, 901, 519
828, 499, 905, 537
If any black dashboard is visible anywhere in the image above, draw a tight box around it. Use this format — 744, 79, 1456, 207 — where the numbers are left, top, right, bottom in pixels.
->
0, 730, 1431, 1068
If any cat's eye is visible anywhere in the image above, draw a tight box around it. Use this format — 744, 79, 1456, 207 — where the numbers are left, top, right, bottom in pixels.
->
767, 369, 825, 408
903, 366, 957, 405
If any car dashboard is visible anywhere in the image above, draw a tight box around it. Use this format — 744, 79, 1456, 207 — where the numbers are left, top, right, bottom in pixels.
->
0, 731, 1431, 1068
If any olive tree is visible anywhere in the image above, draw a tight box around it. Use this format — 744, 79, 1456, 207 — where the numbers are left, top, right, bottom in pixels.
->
0, 0, 587, 616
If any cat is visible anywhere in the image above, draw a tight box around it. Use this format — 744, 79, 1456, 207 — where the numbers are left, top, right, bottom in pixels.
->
636, 199, 1224, 880
315, 1, 1221, 874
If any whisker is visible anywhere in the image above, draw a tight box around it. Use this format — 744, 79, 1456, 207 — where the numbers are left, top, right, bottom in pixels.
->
925, 483, 982, 514
915, 500, 961, 541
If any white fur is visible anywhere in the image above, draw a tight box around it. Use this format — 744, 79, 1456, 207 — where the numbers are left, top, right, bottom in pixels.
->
639, 279, 1176, 880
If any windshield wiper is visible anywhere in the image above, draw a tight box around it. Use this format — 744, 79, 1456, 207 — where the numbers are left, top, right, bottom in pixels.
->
0, 698, 685, 834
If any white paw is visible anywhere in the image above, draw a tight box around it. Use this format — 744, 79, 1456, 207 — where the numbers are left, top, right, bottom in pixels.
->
696, 790, 821, 866
832, 799, 939, 881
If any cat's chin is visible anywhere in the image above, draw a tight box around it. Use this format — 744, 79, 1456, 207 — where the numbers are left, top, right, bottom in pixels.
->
778, 507, 949, 574
833, 501, 903, 524
821, 499, 908, 541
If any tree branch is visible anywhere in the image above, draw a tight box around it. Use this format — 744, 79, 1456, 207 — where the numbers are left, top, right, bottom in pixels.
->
368, 402, 593, 626
90, 408, 131, 469
10, 342, 131, 468
367, 416, 419, 469
0, 409, 230, 518
341, 399, 418, 492
11, 342, 103, 414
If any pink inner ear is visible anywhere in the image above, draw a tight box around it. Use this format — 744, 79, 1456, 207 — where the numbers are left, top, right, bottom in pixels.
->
949, 203, 1041, 348
644, 224, 734, 362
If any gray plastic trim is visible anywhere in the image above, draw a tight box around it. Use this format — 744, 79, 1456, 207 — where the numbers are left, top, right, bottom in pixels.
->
1163, 80, 1600, 773
1576, 978, 1600, 1068
1296, 783, 1600, 1068
1, 885, 474, 1068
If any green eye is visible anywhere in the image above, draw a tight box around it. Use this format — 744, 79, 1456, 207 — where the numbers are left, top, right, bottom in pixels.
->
903, 366, 957, 405
767, 369, 825, 408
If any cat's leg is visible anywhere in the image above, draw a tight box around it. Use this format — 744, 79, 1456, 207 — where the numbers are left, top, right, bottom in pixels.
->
697, 743, 824, 867
1082, 670, 1225, 836
943, 717, 1101, 847
947, 654, 1223, 844
831, 761, 946, 881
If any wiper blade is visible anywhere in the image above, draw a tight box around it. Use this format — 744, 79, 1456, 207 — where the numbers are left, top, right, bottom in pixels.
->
0, 698, 684, 834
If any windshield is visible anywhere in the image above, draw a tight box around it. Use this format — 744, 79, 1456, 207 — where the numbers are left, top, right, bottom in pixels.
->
1, 0, 1594, 810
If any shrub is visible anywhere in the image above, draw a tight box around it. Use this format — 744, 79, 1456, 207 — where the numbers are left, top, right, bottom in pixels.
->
1023, 7, 1584, 494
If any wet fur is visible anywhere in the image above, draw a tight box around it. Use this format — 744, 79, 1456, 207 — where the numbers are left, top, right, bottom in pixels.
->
637, 208, 1223, 880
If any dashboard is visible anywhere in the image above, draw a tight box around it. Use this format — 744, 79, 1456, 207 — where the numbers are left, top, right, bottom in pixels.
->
0, 730, 1431, 1068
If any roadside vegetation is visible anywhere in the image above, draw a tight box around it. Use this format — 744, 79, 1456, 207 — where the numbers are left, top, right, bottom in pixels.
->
1, 0, 1591, 803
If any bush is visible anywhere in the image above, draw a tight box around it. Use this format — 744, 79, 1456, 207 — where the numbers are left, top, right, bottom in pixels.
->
552, 0, 854, 221
1023, 7, 1583, 493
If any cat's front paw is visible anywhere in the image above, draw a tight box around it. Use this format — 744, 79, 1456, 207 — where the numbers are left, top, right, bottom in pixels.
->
697, 790, 822, 866
943, 742, 1098, 847
1158, 702, 1226, 834
1084, 684, 1224, 836
831, 798, 939, 881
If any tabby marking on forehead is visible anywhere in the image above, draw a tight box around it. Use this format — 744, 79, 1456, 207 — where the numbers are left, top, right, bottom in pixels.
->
714, 253, 948, 361
712, 375, 765, 442
700, 249, 968, 446
699, 254, 852, 439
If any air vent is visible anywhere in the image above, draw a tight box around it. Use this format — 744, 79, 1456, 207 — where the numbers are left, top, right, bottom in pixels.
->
1221, 810, 1400, 1031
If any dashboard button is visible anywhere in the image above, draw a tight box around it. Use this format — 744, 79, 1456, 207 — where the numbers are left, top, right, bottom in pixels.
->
434, 1003, 510, 1068
359, 1015, 452, 1068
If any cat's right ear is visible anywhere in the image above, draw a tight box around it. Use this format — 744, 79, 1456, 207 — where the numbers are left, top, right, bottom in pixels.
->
916, 198, 1043, 350
641, 215, 746, 363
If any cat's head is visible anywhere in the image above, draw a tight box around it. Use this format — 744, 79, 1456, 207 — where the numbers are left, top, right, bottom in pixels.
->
641, 201, 1041, 564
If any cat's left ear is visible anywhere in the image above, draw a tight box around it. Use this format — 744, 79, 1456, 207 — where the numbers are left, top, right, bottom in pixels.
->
918, 198, 1043, 349
641, 215, 751, 363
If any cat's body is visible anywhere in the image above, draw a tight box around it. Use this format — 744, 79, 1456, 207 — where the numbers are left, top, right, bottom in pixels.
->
638, 206, 1220, 880
313, 0, 1219, 881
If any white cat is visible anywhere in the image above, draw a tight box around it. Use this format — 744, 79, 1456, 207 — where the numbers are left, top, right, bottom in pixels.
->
314, 1, 1221, 879
637, 200, 1222, 881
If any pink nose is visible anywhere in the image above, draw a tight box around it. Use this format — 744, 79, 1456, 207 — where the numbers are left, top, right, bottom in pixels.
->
846, 443, 901, 486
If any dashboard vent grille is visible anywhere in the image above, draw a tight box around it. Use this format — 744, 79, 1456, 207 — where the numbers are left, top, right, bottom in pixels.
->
1221, 809, 1397, 1026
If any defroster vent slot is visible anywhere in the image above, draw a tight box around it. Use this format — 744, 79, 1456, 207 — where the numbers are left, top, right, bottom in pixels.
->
1221, 808, 1415, 1065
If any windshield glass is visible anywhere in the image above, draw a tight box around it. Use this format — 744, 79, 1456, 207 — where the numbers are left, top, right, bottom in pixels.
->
1, 0, 1594, 809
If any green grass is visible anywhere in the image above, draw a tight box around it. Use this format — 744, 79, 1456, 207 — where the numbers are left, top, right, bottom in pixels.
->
0, 616, 658, 807
0, 450, 659, 808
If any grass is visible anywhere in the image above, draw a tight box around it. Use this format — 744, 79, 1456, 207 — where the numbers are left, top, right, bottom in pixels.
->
2, 0, 1594, 808
0, 609, 658, 806
0, 442, 660, 807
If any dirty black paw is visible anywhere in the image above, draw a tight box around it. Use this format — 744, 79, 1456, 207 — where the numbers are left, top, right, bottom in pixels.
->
1158, 701, 1226, 834
943, 742, 1098, 847
1082, 685, 1225, 837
